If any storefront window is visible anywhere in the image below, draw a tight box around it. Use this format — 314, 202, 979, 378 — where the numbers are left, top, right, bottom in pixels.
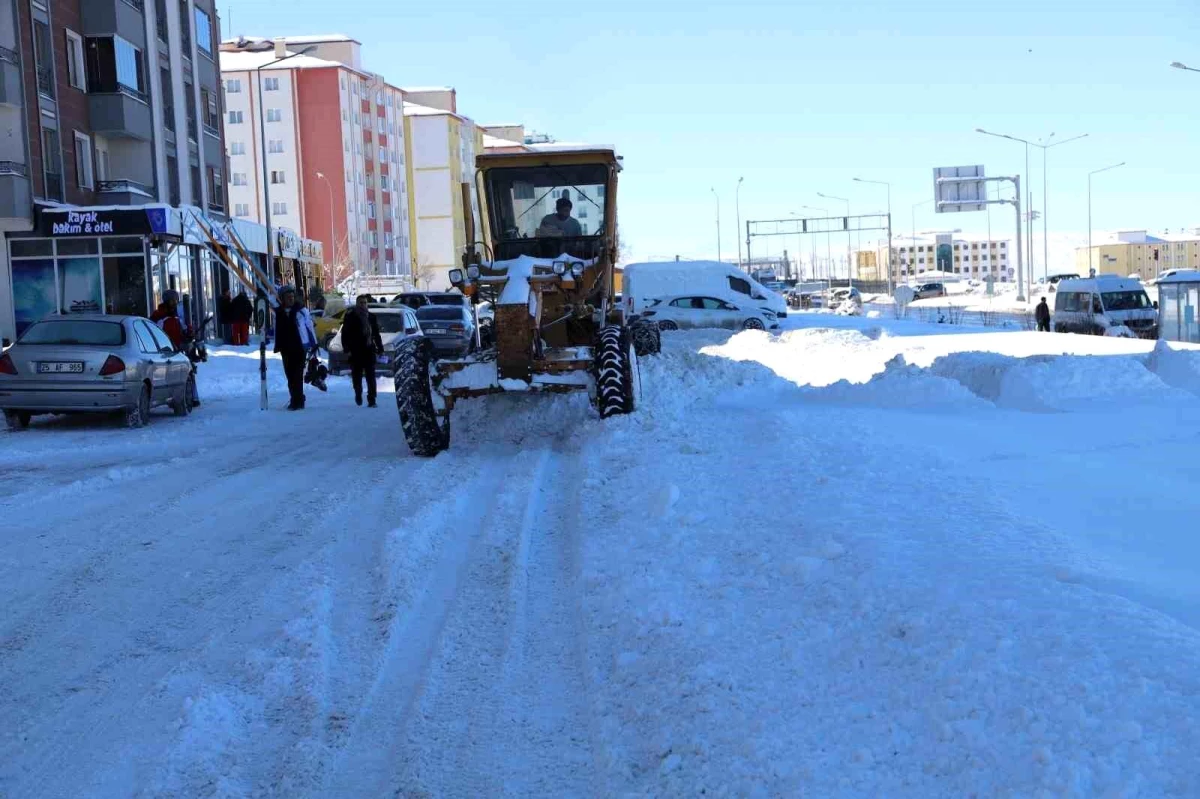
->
104, 256, 148, 316
11, 259, 56, 336
59, 257, 103, 314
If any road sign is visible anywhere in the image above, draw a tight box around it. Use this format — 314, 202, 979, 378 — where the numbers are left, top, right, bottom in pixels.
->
934, 165, 987, 213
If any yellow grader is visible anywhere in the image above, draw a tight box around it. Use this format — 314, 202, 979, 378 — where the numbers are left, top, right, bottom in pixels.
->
393, 146, 660, 456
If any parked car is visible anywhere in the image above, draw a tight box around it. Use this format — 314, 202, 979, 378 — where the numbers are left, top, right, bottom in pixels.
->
623, 261, 788, 319
831, 287, 862, 307
390, 291, 470, 310
912, 282, 948, 300
327, 306, 423, 376
637, 295, 780, 331
0, 315, 194, 430
415, 305, 477, 357
1052, 275, 1158, 338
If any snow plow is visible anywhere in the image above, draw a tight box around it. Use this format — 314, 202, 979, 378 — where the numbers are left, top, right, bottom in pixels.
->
394, 146, 660, 456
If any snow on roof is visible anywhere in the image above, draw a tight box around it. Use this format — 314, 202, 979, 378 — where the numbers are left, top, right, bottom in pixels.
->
401, 86, 454, 93
402, 101, 464, 121
526, 142, 615, 153
483, 134, 525, 150
275, 33, 359, 44
219, 49, 342, 72
1058, 274, 1146, 292
1155, 269, 1200, 284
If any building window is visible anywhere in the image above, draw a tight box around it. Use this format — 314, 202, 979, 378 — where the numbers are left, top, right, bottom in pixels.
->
272, 201, 287, 215
84, 36, 147, 98
193, 7, 213, 55
207, 167, 224, 209
267, 108, 282, 123
201, 88, 219, 132
268, 139, 284, 154
73, 131, 94, 190
234, 203, 250, 217
191, 163, 202, 205
264, 76, 280, 91
579, 206, 588, 219
270, 170, 286, 184
230, 141, 245, 155
225, 78, 241, 93
367, 202, 376, 219
228, 110, 244, 124
65, 30, 86, 90
232, 173, 247, 186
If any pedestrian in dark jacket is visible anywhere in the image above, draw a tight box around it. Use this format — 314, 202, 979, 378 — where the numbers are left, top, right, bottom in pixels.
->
230, 290, 253, 345
273, 285, 318, 410
341, 294, 385, 407
1035, 297, 1051, 332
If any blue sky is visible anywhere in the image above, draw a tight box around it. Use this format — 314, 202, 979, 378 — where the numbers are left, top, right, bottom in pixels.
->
223, 0, 1199, 273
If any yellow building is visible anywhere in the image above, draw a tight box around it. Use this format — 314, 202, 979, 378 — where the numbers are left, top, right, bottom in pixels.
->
403, 89, 485, 290
855, 250, 882, 281
1076, 230, 1200, 280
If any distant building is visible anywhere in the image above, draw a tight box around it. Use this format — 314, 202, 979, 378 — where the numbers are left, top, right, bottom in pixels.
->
857, 236, 1013, 283
1075, 229, 1200, 280
220, 35, 413, 279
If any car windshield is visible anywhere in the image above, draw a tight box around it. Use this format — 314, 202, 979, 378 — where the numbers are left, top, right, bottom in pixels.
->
426, 295, 465, 306
1102, 291, 1152, 311
19, 319, 125, 345
417, 307, 465, 321
376, 314, 409, 333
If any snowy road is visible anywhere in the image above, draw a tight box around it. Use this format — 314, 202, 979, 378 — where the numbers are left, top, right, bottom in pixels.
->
4, 318, 1200, 797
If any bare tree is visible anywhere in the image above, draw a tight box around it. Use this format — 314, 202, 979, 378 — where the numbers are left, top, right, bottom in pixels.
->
325, 234, 355, 290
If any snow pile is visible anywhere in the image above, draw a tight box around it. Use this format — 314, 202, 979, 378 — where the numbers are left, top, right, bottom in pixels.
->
812, 354, 988, 411
1145, 339, 1200, 396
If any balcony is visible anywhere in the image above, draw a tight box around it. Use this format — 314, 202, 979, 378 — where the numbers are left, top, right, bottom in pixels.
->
0, 46, 20, 107
0, 162, 32, 217
37, 67, 54, 100
44, 171, 64, 203
97, 178, 155, 205
81, 0, 147, 50
88, 87, 153, 140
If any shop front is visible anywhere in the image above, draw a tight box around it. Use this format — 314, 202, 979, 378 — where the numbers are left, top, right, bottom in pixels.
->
3, 204, 324, 343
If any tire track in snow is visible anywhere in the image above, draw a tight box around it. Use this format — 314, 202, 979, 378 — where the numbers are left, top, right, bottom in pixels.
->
371, 441, 597, 798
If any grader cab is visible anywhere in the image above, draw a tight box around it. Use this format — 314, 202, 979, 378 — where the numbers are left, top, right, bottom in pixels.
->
393, 146, 661, 456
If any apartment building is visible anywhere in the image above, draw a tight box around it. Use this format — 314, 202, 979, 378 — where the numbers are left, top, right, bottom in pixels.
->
0, 0, 242, 341
892, 235, 1013, 282
220, 35, 413, 281
1075, 229, 1200, 280
403, 88, 484, 290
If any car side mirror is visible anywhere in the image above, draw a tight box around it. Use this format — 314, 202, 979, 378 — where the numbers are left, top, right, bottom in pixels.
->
1153, 301, 1159, 310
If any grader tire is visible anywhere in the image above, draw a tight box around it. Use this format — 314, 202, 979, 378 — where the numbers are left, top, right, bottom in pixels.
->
630, 319, 661, 356
596, 325, 635, 419
394, 337, 449, 457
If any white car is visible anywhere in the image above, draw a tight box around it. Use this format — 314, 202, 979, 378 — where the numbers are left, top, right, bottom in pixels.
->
636, 295, 780, 331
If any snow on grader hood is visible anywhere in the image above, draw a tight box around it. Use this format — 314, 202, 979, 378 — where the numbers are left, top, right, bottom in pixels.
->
391, 147, 663, 457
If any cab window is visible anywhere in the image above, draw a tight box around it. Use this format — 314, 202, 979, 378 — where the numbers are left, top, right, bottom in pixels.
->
728, 276, 752, 296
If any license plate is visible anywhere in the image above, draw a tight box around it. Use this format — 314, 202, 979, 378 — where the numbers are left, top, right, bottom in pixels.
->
425, 327, 447, 334
38, 361, 84, 374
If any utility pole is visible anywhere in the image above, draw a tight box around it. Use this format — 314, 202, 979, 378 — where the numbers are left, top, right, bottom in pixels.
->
710, 187, 722, 262
1088, 162, 1126, 277
735, 177, 745, 270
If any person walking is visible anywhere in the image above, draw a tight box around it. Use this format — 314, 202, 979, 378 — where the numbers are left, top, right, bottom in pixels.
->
218, 289, 233, 343
340, 294, 385, 407
274, 285, 318, 410
230, 289, 253, 345
1035, 297, 1052, 332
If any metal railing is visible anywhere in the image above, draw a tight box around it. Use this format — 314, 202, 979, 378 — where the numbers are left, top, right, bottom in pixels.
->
37, 67, 54, 99
117, 84, 149, 104
98, 179, 153, 197
202, 121, 220, 138
44, 172, 63, 202
0, 161, 29, 177
0, 45, 18, 65
120, 0, 144, 9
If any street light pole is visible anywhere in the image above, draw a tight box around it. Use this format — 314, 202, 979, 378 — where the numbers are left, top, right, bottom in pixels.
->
735, 177, 745, 270
710, 187, 722, 262
1088, 162, 1126, 277
801, 205, 829, 282
818, 192, 851, 286
315, 171, 336, 282
976, 127, 1088, 295
854, 177, 891, 291
1171, 61, 1200, 73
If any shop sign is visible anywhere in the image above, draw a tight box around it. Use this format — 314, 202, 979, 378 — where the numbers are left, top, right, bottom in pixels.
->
40, 207, 176, 238
276, 229, 300, 258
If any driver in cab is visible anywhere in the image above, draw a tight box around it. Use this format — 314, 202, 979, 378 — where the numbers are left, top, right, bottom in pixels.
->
537, 197, 582, 238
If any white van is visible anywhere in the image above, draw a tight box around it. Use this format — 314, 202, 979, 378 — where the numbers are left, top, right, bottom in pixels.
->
622, 261, 788, 320
1052, 275, 1158, 338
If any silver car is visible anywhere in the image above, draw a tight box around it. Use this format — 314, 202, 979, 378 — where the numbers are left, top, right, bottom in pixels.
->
0, 315, 194, 430
415, 305, 477, 357
637, 295, 779, 331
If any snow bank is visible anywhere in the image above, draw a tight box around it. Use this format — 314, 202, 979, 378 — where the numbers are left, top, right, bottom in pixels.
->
1145, 339, 1200, 396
